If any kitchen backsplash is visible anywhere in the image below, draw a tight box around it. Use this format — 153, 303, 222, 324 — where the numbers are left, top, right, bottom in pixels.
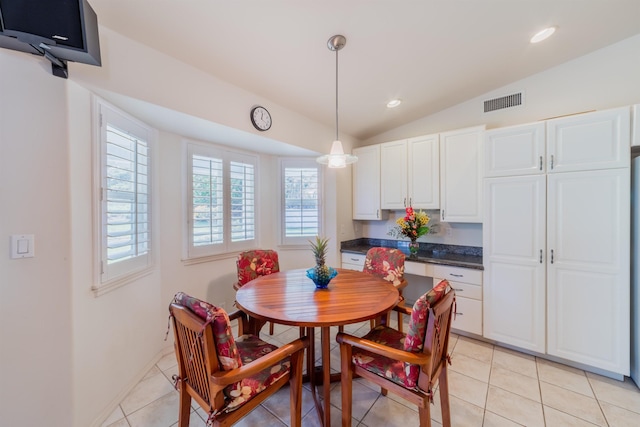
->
358, 209, 483, 247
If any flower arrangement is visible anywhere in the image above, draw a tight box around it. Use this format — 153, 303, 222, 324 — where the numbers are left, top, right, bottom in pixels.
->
388, 206, 430, 256
389, 206, 430, 240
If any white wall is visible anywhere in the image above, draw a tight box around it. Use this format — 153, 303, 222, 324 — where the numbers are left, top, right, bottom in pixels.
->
0, 51, 73, 426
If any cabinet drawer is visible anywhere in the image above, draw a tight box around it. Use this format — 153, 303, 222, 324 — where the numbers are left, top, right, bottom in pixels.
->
447, 281, 482, 300
433, 265, 482, 285
341, 253, 366, 266
452, 296, 482, 335
405, 261, 434, 277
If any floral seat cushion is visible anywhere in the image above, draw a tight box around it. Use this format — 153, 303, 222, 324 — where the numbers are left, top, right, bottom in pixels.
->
362, 247, 405, 286
351, 325, 417, 389
236, 249, 280, 287
351, 279, 452, 389
172, 293, 290, 413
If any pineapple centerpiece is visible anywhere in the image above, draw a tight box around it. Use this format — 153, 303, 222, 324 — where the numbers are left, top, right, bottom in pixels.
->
306, 236, 338, 289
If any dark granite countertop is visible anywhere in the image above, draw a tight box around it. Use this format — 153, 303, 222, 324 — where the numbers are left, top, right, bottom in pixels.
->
341, 238, 483, 270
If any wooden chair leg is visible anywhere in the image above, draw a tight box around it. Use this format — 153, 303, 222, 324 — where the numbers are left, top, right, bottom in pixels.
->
177, 387, 192, 427
369, 319, 375, 330
418, 404, 432, 427
438, 365, 452, 427
339, 343, 353, 427
269, 321, 274, 335
289, 346, 305, 427
397, 311, 403, 333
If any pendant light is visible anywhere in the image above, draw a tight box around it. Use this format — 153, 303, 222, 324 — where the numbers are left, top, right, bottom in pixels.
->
316, 35, 358, 168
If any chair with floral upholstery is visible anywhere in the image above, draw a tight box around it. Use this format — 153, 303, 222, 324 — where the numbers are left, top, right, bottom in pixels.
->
362, 247, 409, 332
336, 280, 455, 427
233, 249, 280, 334
169, 292, 308, 427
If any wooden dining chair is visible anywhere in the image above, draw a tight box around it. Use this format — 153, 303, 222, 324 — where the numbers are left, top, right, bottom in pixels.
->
233, 249, 280, 334
336, 280, 456, 427
362, 247, 409, 332
169, 292, 308, 427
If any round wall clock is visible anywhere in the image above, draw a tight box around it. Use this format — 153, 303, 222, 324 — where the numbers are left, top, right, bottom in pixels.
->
250, 106, 272, 131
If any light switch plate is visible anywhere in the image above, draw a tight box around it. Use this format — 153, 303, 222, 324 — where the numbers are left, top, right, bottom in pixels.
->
10, 234, 34, 259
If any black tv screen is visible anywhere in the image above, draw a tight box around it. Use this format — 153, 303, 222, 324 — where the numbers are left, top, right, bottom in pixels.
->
0, 0, 101, 66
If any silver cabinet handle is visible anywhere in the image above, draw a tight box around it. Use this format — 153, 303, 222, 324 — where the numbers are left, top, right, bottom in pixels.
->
450, 273, 463, 278
454, 288, 463, 292
350, 258, 359, 262
540, 249, 543, 264
550, 154, 554, 170
404, 197, 407, 207
376, 209, 379, 219
409, 197, 412, 206
442, 209, 445, 221
454, 312, 464, 316
551, 249, 554, 264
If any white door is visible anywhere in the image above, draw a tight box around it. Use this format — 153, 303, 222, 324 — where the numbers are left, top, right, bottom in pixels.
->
380, 139, 408, 210
408, 134, 439, 209
547, 169, 630, 375
483, 175, 546, 352
484, 122, 545, 177
440, 126, 485, 222
352, 145, 382, 220
546, 107, 630, 173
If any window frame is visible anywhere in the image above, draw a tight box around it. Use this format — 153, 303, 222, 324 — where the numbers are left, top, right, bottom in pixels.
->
279, 158, 324, 246
184, 140, 259, 260
92, 98, 156, 295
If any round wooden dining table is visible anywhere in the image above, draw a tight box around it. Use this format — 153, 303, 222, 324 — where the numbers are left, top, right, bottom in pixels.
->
235, 268, 400, 427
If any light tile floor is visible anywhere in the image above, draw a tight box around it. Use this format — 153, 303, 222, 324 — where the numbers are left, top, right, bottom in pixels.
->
104, 319, 640, 426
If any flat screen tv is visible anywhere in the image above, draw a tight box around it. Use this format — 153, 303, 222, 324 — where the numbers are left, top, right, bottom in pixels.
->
0, 0, 101, 77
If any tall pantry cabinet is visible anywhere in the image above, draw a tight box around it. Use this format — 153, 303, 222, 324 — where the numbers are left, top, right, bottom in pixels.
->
483, 107, 630, 376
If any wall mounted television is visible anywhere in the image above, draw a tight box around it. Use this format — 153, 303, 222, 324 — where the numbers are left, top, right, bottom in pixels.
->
0, 0, 101, 78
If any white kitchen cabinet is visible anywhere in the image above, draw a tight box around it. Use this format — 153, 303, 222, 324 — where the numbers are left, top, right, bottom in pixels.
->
547, 168, 630, 374
483, 109, 631, 375
352, 145, 382, 220
341, 252, 366, 271
408, 134, 440, 209
380, 139, 408, 210
380, 134, 440, 210
483, 175, 546, 352
434, 265, 483, 336
440, 126, 485, 222
546, 106, 630, 173
484, 122, 545, 177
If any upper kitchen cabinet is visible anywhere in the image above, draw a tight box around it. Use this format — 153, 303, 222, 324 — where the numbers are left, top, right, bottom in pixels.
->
380, 134, 440, 210
485, 122, 545, 177
546, 106, 630, 173
352, 145, 383, 220
440, 126, 485, 223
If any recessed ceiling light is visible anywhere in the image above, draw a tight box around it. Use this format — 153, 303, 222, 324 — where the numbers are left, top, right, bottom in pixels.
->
530, 26, 556, 44
387, 99, 402, 108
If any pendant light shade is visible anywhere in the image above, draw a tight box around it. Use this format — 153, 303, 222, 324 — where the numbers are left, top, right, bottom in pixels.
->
316, 35, 357, 168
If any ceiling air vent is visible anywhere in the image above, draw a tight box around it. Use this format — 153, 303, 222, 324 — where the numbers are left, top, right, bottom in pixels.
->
483, 92, 523, 113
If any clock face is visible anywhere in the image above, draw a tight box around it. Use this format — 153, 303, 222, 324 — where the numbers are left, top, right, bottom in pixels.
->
250, 106, 272, 131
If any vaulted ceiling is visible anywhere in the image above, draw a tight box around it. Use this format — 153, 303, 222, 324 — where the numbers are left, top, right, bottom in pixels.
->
90, 0, 640, 142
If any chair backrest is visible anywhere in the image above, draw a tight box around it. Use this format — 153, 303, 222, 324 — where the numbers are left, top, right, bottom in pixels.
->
403, 280, 455, 389
236, 249, 280, 287
170, 293, 243, 412
362, 247, 405, 286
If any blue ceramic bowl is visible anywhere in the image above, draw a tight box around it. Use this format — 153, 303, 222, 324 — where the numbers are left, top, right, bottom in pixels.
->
306, 267, 338, 289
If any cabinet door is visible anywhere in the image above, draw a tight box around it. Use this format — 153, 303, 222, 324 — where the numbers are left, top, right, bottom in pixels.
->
484, 122, 545, 177
380, 139, 408, 210
352, 145, 382, 220
483, 175, 546, 352
440, 126, 485, 222
546, 107, 630, 173
547, 169, 630, 375
408, 134, 439, 209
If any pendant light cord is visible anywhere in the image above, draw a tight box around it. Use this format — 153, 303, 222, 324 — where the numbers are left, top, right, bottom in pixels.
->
335, 48, 339, 141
